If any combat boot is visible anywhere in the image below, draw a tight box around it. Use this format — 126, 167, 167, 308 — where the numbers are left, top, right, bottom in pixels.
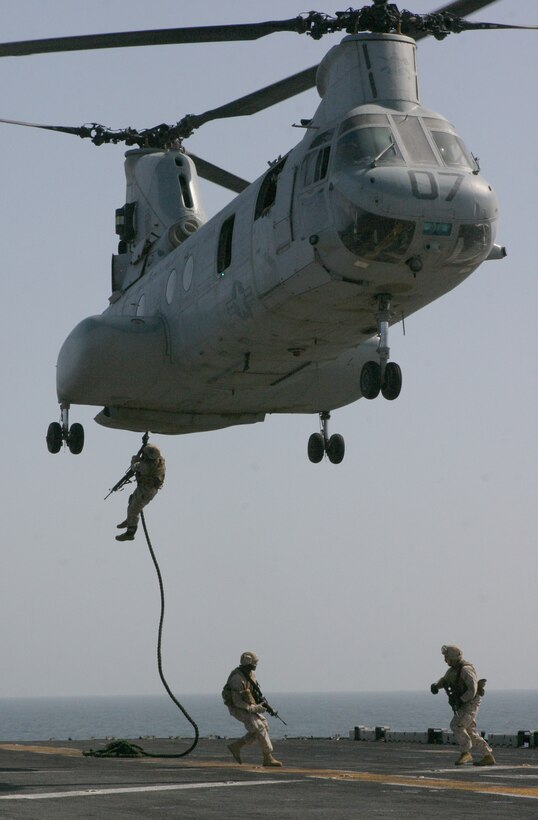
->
227, 740, 245, 764
473, 753, 496, 766
116, 520, 129, 529
262, 753, 283, 767
116, 527, 137, 541
454, 751, 473, 766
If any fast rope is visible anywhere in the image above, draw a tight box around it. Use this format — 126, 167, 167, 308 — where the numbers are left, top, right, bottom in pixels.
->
84, 510, 199, 758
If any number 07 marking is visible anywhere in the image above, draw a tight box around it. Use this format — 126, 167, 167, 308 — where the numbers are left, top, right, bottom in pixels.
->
408, 170, 464, 201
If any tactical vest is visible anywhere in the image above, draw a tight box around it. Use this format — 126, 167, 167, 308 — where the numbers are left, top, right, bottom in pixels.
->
450, 662, 486, 698
222, 667, 251, 708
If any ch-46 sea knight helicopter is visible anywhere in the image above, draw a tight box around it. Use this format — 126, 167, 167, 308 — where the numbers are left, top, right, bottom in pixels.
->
1, 1, 535, 463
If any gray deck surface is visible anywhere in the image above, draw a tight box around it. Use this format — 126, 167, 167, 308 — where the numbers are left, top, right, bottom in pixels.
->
1, 737, 538, 818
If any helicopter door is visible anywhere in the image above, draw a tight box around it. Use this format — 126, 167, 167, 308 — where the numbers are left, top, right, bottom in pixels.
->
272, 164, 297, 255
298, 144, 331, 239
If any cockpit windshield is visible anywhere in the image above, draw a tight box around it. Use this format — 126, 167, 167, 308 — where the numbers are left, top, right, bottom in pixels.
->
423, 118, 476, 170
333, 126, 403, 173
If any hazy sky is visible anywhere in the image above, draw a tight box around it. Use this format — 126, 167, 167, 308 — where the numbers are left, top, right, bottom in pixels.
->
0, 0, 536, 706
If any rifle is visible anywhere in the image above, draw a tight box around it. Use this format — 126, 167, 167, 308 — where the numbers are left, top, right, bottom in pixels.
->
247, 673, 287, 726
104, 433, 149, 500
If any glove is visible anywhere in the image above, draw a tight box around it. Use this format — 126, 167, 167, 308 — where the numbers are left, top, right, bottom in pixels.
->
249, 703, 266, 714
430, 683, 439, 695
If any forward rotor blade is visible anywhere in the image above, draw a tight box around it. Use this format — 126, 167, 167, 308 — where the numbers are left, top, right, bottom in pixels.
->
182, 2, 511, 126
413, 1, 497, 40
0, 18, 307, 58
430, 1, 499, 17
188, 65, 318, 128
187, 153, 250, 193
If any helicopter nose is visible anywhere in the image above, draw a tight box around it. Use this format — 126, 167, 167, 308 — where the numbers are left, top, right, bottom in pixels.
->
363, 166, 499, 223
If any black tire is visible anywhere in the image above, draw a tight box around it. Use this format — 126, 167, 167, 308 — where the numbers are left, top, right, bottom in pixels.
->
307, 432, 325, 463
381, 362, 402, 401
67, 422, 85, 455
46, 421, 63, 454
360, 360, 381, 399
327, 433, 345, 464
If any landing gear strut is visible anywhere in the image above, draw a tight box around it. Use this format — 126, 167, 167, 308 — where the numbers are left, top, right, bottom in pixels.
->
307, 411, 345, 464
46, 403, 85, 454
360, 293, 402, 401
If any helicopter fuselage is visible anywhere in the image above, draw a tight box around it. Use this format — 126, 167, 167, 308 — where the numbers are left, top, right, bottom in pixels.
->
56, 33, 501, 435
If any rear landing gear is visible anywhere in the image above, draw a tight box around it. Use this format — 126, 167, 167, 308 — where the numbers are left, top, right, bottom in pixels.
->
307, 411, 345, 465
360, 294, 402, 401
46, 404, 85, 454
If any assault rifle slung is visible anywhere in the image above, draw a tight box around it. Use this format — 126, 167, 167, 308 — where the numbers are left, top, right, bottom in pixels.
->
104, 432, 149, 500
247, 674, 287, 726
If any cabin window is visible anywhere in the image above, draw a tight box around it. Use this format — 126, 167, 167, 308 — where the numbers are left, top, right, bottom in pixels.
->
254, 157, 287, 219
165, 270, 177, 304
183, 256, 194, 291
334, 127, 402, 173
217, 215, 235, 274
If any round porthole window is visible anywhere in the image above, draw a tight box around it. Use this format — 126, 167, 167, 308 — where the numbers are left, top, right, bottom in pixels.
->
166, 269, 177, 304
183, 256, 194, 291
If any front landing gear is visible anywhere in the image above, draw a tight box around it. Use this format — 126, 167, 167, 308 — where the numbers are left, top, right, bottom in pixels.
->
307, 411, 345, 465
46, 404, 85, 454
360, 294, 402, 401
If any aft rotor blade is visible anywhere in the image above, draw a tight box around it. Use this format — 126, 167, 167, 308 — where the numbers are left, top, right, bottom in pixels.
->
0, 116, 89, 137
187, 153, 250, 193
0, 18, 308, 58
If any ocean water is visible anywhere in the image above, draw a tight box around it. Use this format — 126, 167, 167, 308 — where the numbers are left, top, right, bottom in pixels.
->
0, 691, 536, 742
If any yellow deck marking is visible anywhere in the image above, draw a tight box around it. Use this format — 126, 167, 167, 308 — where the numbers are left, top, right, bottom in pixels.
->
0, 744, 82, 757
2, 745, 538, 799
166, 760, 538, 799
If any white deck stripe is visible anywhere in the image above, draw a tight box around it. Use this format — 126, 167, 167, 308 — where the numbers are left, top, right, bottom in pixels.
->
0, 779, 299, 801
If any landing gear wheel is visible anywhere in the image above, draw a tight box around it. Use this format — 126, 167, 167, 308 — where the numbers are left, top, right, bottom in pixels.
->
307, 432, 325, 463
46, 422, 63, 454
381, 362, 402, 401
327, 433, 345, 464
67, 422, 85, 454
360, 361, 381, 399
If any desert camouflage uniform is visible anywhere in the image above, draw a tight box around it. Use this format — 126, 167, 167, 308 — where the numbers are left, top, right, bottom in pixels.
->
125, 450, 165, 529
434, 661, 492, 756
225, 667, 273, 755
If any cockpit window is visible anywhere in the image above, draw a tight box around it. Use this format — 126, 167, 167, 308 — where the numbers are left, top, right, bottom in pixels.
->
449, 222, 492, 264
334, 126, 402, 173
333, 191, 415, 263
422, 118, 476, 170
392, 115, 437, 165
430, 131, 474, 169
301, 145, 331, 187
339, 113, 389, 135
309, 128, 334, 149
